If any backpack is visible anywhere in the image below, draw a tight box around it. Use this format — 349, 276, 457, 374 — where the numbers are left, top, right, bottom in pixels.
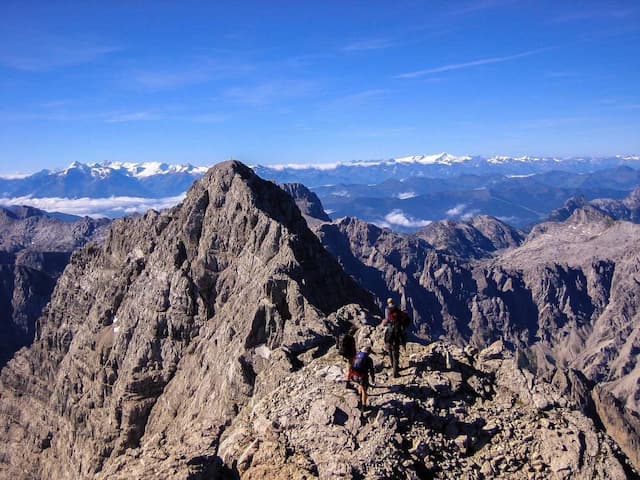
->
398, 310, 410, 328
351, 351, 368, 373
337, 333, 355, 359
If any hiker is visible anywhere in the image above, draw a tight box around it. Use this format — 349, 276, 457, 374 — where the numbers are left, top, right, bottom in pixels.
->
337, 325, 357, 381
348, 345, 375, 409
381, 297, 409, 378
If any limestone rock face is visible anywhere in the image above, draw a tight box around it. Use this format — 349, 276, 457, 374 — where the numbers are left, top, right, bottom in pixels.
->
0, 206, 109, 365
280, 182, 332, 224
416, 215, 524, 260
219, 340, 632, 479
314, 207, 640, 471
0, 161, 373, 479
549, 186, 640, 223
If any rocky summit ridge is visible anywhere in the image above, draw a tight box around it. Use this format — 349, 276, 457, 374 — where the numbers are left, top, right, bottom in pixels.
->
0, 161, 372, 478
219, 332, 632, 479
0, 161, 638, 479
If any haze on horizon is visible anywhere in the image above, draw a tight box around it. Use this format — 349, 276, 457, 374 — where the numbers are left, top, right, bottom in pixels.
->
1, 0, 639, 176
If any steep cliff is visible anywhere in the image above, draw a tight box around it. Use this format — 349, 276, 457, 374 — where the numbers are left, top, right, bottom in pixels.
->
0, 206, 109, 365
280, 183, 332, 224
314, 207, 640, 471
0, 161, 373, 478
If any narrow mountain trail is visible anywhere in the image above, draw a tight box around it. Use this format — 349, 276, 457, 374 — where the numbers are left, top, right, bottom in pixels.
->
218, 330, 633, 480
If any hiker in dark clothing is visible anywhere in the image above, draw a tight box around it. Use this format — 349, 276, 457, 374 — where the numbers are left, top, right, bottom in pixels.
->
381, 297, 407, 378
348, 345, 375, 409
337, 326, 358, 381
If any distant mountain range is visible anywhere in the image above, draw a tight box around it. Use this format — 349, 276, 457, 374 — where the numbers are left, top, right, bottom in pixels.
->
254, 153, 640, 186
1, 155, 639, 226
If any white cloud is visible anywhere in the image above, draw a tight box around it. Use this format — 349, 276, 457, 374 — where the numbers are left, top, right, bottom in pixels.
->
105, 111, 161, 123
324, 89, 387, 110
395, 48, 549, 79
223, 79, 317, 106
446, 204, 467, 216
397, 191, 417, 200
384, 209, 432, 228
0, 172, 32, 179
0, 195, 185, 217
446, 203, 480, 220
131, 57, 255, 91
0, 33, 120, 72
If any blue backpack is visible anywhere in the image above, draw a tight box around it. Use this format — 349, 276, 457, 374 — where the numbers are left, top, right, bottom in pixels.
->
352, 351, 368, 372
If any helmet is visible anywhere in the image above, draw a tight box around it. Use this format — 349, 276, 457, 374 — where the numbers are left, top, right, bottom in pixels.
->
386, 297, 394, 305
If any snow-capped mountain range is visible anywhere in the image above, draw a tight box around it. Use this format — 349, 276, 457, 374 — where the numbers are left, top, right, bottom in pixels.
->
0, 154, 638, 222
254, 153, 640, 186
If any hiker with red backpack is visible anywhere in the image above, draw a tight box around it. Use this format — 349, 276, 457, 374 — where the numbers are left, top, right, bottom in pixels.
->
381, 297, 410, 378
347, 344, 375, 410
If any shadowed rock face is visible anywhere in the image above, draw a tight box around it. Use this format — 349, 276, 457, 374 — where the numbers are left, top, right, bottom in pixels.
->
549, 186, 640, 223
0, 161, 374, 479
415, 215, 524, 260
279, 182, 332, 224
313, 206, 640, 471
0, 206, 109, 365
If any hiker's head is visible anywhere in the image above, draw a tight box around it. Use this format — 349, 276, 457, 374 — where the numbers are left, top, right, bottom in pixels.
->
387, 297, 394, 306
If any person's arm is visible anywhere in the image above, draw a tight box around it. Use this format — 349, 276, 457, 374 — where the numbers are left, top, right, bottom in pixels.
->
368, 358, 375, 385
381, 307, 390, 326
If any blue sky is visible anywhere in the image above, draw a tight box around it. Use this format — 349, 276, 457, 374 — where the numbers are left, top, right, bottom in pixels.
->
1, 0, 639, 174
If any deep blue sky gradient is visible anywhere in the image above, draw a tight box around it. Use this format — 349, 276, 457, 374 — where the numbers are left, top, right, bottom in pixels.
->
1, 0, 639, 173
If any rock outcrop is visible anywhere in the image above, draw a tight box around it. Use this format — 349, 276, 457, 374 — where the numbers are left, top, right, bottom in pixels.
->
548, 186, 640, 223
0, 161, 374, 478
219, 337, 633, 479
280, 183, 332, 224
0, 206, 109, 365
313, 206, 640, 471
415, 215, 524, 260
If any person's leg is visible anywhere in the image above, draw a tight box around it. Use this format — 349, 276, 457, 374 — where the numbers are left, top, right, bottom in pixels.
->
356, 383, 365, 408
384, 342, 392, 369
392, 344, 400, 377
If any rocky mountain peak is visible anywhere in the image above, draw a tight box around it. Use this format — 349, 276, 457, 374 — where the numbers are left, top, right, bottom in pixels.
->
279, 182, 332, 224
565, 204, 615, 225
0, 160, 374, 478
415, 215, 523, 260
623, 186, 640, 219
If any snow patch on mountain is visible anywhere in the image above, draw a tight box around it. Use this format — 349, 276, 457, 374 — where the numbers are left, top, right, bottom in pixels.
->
395, 152, 472, 165
261, 162, 342, 171
56, 161, 210, 178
